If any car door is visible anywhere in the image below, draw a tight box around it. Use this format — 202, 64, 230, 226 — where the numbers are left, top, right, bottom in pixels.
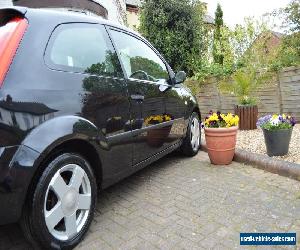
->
164, 80, 191, 141
43, 23, 132, 178
108, 28, 185, 164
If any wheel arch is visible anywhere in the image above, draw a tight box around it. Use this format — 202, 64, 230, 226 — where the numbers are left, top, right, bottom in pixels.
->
30, 138, 103, 191
21, 115, 104, 185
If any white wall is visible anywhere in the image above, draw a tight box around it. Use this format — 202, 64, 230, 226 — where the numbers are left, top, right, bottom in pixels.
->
95, 0, 126, 24
0, 0, 13, 7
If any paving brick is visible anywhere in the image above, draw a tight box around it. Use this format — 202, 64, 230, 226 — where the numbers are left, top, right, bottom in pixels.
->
1, 151, 300, 249
77, 238, 112, 250
119, 236, 143, 250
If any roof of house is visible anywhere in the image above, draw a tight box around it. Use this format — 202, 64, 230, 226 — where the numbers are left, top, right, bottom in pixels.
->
272, 31, 284, 38
125, 0, 141, 7
0, 101, 58, 115
204, 14, 214, 25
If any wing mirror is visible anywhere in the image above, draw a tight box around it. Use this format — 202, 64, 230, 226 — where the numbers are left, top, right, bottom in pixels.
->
175, 71, 187, 84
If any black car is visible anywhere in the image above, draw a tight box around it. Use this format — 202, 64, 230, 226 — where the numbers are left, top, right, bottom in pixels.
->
0, 7, 201, 249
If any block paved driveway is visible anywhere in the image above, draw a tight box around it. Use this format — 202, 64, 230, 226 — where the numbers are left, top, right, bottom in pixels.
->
1, 151, 300, 250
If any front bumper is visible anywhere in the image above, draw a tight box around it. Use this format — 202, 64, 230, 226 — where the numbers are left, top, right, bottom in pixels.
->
0, 145, 39, 225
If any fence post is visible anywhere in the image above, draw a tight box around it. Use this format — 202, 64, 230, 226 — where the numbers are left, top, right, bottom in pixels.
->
215, 81, 222, 111
277, 71, 283, 114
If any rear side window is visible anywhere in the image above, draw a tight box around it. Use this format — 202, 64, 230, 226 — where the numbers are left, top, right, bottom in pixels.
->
45, 23, 123, 78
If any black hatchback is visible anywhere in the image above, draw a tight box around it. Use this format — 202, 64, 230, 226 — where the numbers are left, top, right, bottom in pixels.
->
0, 7, 201, 249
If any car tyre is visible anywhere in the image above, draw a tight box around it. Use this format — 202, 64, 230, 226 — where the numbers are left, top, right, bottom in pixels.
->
180, 112, 201, 157
21, 153, 97, 250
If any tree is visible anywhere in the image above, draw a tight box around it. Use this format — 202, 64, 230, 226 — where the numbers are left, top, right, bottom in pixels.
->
284, 0, 300, 32
130, 56, 169, 80
275, 33, 300, 68
213, 4, 225, 65
269, 0, 300, 68
139, 0, 206, 76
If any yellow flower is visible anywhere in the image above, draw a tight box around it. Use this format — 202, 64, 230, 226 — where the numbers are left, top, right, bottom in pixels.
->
272, 114, 278, 120
204, 112, 239, 128
207, 113, 218, 122
145, 114, 171, 125
163, 115, 171, 121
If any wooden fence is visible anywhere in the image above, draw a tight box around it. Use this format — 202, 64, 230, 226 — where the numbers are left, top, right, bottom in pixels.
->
196, 66, 300, 122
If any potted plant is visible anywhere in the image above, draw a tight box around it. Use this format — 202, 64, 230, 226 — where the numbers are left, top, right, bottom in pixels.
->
219, 68, 269, 130
145, 114, 172, 147
257, 114, 296, 156
204, 111, 239, 165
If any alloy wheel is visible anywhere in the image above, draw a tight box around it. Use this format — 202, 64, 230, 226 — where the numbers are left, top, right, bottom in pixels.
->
44, 164, 91, 241
190, 117, 200, 151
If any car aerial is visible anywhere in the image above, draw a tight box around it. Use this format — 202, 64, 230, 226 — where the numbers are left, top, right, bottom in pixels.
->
0, 7, 201, 249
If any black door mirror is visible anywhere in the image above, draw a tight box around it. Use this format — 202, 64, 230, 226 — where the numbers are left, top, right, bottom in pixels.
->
175, 71, 186, 84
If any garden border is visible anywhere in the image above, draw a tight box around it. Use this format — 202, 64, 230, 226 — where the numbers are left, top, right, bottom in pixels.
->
201, 144, 300, 181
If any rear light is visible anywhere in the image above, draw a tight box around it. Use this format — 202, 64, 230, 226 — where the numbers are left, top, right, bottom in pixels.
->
0, 17, 28, 87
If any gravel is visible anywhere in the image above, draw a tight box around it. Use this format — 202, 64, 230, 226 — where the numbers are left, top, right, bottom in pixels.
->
201, 125, 300, 164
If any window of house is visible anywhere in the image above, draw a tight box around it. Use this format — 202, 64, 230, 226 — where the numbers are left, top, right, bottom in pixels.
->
45, 23, 123, 78
110, 30, 169, 83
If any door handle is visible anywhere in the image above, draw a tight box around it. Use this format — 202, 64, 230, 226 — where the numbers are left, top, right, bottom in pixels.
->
130, 94, 145, 101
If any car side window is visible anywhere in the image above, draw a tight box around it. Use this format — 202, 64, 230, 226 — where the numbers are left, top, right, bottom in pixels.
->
45, 23, 123, 78
110, 29, 170, 84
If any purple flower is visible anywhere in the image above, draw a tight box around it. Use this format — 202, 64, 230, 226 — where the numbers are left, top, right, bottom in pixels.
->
209, 120, 217, 127
290, 117, 296, 126
256, 115, 272, 128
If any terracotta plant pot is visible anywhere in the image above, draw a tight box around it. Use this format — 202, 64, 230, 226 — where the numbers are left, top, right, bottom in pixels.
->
205, 126, 238, 165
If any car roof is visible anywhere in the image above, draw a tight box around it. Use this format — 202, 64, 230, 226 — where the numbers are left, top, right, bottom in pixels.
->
1, 6, 141, 37
0, 6, 170, 71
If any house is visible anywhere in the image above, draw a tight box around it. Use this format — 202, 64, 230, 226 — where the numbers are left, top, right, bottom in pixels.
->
247, 31, 283, 60
204, 14, 215, 26
126, 0, 141, 30
0, 96, 57, 131
4, 0, 214, 30
258, 31, 283, 55
0, 0, 13, 7
201, 1, 215, 26
9, 0, 127, 25
125, 0, 214, 31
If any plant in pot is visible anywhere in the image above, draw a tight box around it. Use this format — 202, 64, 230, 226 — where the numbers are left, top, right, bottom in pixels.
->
204, 111, 239, 165
257, 114, 296, 156
219, 68, 269, 130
